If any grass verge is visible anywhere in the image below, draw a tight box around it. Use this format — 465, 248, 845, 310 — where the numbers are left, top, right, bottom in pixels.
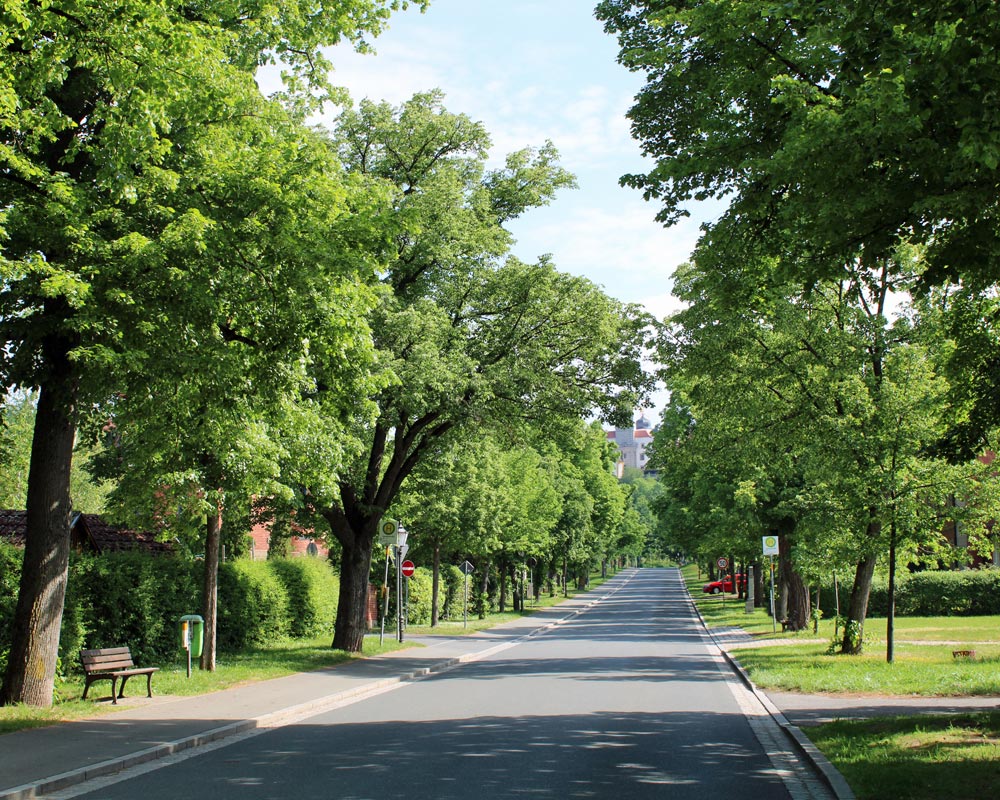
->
807, 712, 1000, 800
684, 563, 1000, 695
683, 563, 1000, 798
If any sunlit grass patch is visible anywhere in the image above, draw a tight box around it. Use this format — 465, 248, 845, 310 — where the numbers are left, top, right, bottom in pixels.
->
807, 712, 1000, 800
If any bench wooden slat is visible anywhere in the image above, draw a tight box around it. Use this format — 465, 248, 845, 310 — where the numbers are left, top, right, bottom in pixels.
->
81, 646, 158, 704
82, 655, 135, 669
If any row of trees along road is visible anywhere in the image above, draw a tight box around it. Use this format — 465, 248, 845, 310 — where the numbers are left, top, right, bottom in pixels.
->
391, 420, 651, 625
0, 2, 653, 706
598, 0, 1000, 656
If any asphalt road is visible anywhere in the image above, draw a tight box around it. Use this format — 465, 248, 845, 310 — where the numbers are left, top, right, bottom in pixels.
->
55, 569, 831, 800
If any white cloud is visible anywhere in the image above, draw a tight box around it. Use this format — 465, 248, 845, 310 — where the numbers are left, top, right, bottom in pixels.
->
508, 198, 703, 304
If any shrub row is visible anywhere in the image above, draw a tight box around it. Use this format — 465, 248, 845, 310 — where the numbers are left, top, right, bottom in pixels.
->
815, 568, 1000, 618
393, 565, 474, 625
0, 543, 339, 675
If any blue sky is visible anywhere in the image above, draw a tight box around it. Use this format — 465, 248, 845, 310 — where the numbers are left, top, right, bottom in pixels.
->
266, 1, 716, 417
327, 1, 711, 314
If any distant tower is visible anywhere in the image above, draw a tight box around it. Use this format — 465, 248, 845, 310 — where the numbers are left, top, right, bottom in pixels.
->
606, 410, 655, 477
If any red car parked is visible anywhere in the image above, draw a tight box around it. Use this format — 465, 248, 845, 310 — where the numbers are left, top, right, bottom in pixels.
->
702, 574, 745, 594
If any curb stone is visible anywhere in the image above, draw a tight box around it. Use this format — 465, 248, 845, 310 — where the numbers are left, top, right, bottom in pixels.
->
683, 588, 855, 800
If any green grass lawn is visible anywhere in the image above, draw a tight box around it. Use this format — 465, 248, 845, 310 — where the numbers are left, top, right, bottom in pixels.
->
731, 641, 1000, 695
808, 712, 1000, 800
682, 562, 1000, 798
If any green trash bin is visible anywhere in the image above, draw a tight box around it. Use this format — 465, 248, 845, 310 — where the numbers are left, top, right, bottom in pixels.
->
179, 614, 204, 659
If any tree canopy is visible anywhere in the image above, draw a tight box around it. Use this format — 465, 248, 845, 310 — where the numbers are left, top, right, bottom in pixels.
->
289, 92, 655, 651
0, 0, 417, 707
596, 0, 1000, 287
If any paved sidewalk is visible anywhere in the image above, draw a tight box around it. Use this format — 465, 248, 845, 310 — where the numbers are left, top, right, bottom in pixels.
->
0, 590, 603, 800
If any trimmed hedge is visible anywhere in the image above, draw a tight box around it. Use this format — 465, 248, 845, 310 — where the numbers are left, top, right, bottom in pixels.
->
440, 564, 465, 621
816, 569, 1000, 618
267, 557, 338, 638
72, 551, 200, 665
218, 559, 291, 650
405, 567, 434, 625
0, 548, 340, 676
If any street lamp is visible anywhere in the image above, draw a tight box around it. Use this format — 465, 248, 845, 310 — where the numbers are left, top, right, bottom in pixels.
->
396, 526, 409, 642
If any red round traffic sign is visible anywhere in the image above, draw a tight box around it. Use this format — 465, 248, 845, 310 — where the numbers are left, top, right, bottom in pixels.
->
717, 557, 729, 570
401, 560, 415, 578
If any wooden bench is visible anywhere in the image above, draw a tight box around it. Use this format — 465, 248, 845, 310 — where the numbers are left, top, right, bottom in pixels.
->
81, 647, 159, 704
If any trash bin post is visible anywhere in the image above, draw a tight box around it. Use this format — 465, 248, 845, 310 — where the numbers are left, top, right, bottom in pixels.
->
179, 615, 204, 677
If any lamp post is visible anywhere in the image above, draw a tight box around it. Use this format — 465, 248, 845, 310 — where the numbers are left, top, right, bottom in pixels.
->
396, 526, 409, 642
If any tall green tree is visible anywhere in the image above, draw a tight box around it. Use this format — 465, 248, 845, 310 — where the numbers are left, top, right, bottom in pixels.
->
86, 110, 385, 671
301, 92, 653, 651
657, 235, 976, 648
0, 0, 414, 707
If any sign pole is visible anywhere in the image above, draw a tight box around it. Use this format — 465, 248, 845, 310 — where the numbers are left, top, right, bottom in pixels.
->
769, 555, 776, 633
716, 556, 729, 608
396, 544, 403, 643
761, 535, 780, 633
458, 560, 475, 628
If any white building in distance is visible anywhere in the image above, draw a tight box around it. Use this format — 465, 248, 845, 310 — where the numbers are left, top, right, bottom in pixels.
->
606, 413, 655, 478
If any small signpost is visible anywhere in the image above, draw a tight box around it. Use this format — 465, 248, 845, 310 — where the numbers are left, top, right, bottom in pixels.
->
378, 518, 399, 547
762, 535, 779, 632
377, 520, 398, 646
460, 560, 475, 628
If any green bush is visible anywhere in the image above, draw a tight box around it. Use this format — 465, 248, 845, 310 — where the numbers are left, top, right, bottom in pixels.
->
0, 541, 22, 671
405, 567, 434, 625
267, 557, 338, 638
816, 568, 1000, 618
217, 559, 290, 650
73, 552, 202, 665
441, 564, 465, 621
0, 547, 350, 679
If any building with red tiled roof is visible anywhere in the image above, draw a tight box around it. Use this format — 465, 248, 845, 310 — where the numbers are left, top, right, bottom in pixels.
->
0, 510, 174, 556
72, 513, 175, 556
606, 413, 656, 478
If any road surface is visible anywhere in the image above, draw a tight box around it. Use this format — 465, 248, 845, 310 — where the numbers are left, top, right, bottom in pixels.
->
51, 568, 831, 799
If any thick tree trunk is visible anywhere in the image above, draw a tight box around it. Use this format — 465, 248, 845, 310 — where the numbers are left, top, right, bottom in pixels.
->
753, 561, 764, 608
331, 526, 376, 652
0, 371, 77, 707
431, 541, 441, 627
775, 531, 809, 631
840, 536, 879, 654
200, 506, 222, 671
